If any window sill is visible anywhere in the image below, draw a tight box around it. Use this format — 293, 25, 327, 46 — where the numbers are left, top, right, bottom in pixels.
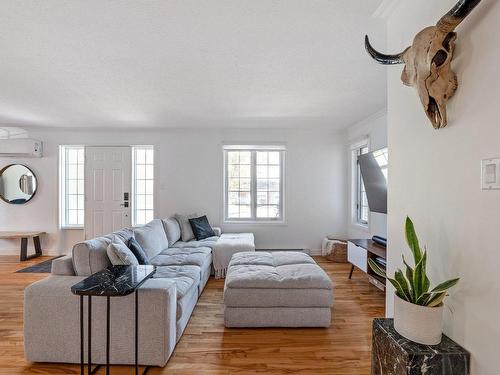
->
351, 222, 369, 231
61, 226, 84, 230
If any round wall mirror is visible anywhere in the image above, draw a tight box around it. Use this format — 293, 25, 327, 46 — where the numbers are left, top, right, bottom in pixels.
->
0, 164, 38, 204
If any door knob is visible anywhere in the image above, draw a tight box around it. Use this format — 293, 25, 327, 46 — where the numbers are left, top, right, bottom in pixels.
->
120, 202, 129, 207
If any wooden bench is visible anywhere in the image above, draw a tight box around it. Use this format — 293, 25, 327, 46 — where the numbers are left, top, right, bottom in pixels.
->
0, 231, 45, 261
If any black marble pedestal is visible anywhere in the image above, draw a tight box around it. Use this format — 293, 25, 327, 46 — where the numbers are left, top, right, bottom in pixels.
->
371, 318, 470, 375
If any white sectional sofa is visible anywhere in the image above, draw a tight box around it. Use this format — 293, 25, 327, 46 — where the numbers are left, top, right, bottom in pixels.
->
24, 218, 237, 367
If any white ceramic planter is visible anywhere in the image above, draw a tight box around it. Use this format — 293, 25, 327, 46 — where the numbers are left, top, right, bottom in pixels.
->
393, 294, 443, 345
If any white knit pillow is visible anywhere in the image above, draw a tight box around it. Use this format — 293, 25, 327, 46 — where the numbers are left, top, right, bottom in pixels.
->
106, 238, 139, 266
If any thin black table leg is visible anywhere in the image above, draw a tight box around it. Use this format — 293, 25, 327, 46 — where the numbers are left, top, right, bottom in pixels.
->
33, 235, 42, 256
88, 296, 92, 375
349, 264, 355, 279
106, 296, 110, 375
20, 237, 28, 261
80, 295, 84, 375
135, 290, 138, 375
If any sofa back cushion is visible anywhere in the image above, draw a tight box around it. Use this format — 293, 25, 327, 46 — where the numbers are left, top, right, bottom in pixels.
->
162, 217, 181, 247
133, 219, 169, 259
72, 228, 134, 276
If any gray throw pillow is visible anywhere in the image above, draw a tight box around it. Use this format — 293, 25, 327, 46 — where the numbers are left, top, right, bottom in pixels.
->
106, 238, 139, 266
174, 213, 198, 242
162, 217, 181, 247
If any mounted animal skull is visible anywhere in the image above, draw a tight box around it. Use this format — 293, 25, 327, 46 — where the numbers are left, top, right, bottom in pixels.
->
365, 0, 481, 129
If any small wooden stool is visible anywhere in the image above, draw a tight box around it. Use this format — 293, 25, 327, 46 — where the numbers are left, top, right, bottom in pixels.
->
0, 231, 45, 261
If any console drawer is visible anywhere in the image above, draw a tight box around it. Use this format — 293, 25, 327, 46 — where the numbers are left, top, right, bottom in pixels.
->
347, 241, 367, 272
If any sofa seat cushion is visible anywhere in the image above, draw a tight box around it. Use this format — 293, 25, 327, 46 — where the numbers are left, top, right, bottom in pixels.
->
172, 236, 219, 249
153, 265, 200, 320
225, 251, 333, 290
150, 247, 212, 269
133, 219, 169, 259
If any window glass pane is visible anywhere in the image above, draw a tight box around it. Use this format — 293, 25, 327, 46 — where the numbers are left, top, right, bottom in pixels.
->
239, 152, 251, 164
145, 165, 154, 179
136, 195, 145, 209
68, 210, 78, 225
145, 149, 154, 164
68, 165, 77, 179
229, 192, 239, 204
269, 179, 280, 191
269, 192, 280, 205
256, 205, 268, 218
229, 165, 239, 178
240, 165, 251, 178
68, 149, 78, 164
256, 152, 267, 164
136, 149, 146, 164
136, 210, 146, 225
257, 191, 267, 205
136, 164, 146, 180
68, 195, 77, 209
239, 192, 251, 205
268, 205, 280, 218
77, 210, 84, 225
268, 166, 280, 178
257, 179, 268, 191
145, 210, 154, 223
145, 195, 153, 210
228, 152, 239, 164
240, 178, 251, 191
228, 178, 239, 191
228, 204, 239, 218
239, 205, 251, 218
256, 166, 267, 178
68, 180, 78, 194
78, 195, 84, 209
145, 180, 154, 195
268, 152, 280, 165
136, 180, 146, 194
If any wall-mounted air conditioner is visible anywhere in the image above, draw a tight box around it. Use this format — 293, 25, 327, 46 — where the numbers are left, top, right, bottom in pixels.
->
0, 139, 43, 157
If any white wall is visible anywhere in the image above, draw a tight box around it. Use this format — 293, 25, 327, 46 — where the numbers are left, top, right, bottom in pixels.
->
387, 1, 499, 374
346, 110, 388, 239
0, 127, 347, 255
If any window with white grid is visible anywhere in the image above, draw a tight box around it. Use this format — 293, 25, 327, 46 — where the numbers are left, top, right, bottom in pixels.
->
224, 145, 284, 222
59, 146, 85, 228
133, 146, 154, 226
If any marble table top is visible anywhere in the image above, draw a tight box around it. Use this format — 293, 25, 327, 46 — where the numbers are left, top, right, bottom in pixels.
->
374, 318, 469, 355
71, 265, 156, 297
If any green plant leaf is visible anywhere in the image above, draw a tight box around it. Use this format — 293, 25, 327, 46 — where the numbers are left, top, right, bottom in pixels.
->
430, 278, 460, 293
402, 255, 414, 300
394, 269, 412, 302
427, 292, 447, 307
416, 292, 432, 306
368, 258, 387, 279
405, 216, 422, 265
387, 277, 410, 301
412, 250, 427, 301
421, 248, 430, 294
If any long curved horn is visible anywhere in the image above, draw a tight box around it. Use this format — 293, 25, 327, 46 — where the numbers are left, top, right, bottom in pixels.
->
437, 0, 482, 33
365, 36, 405, 65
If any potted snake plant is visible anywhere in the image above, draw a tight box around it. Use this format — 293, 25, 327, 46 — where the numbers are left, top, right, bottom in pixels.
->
369, 217, 459, 345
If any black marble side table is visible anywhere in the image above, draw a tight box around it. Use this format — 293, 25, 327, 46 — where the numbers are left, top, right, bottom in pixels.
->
71, 265, 156, 375
371, 318, 470, 375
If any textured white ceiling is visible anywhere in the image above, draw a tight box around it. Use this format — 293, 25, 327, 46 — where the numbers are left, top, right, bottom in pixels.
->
0, 0, 387, 129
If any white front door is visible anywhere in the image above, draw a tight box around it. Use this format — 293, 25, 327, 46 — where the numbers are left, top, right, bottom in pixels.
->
84, 146, 132, 239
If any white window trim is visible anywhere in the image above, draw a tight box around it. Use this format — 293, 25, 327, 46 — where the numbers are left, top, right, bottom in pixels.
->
59, 145, 85, 229
351, 138, 370, 228
222, 144, 286, 224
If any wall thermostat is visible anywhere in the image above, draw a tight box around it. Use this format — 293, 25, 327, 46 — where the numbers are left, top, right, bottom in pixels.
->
481, 158, 500, 190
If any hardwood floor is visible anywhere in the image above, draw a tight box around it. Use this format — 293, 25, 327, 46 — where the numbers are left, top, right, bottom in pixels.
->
0, 256, 384, 374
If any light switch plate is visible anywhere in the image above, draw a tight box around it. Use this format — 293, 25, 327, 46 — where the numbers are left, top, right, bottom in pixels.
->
481, 158, 500, 190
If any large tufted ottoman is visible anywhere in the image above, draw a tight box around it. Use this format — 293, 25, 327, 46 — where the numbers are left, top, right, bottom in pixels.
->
223, 251, 333, 327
